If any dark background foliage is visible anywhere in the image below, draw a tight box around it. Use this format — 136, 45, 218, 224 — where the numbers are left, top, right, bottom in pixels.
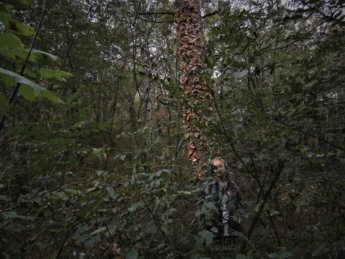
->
0, 0, 344, 258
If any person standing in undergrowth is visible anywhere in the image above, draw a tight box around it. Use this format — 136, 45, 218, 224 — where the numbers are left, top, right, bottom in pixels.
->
205, 157, 242, 240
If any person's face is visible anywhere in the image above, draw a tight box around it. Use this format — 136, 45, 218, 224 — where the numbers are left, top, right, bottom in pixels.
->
211, 159, 225, 178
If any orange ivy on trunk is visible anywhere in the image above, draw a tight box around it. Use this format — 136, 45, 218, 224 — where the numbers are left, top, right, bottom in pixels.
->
175, 0, 213, 177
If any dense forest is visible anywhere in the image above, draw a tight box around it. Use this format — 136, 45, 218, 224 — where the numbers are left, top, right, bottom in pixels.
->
0, 0, 344, 258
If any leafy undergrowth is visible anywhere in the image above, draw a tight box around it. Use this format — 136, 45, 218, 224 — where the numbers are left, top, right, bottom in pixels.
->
1, 124, 344, 258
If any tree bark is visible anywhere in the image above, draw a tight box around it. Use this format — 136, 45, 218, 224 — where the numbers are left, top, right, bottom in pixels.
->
175, 0, 213, 177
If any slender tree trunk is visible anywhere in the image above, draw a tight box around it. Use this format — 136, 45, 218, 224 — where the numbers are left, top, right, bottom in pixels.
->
175, 0, 213, 177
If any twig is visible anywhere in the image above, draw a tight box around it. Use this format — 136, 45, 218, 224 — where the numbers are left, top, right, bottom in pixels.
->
202, 10, 219, 19
138, 11, 174, 16
55, 220, 80, 259
242, 159, 285, 249
105, 223, 114, 240
136, 16, 175, 23
211, 91, 256, 176
136, 9, 219, 24
137, 10, 218, 19
295, 128, 345, 151
268, 213, 282, 247
298, 0, 345, 26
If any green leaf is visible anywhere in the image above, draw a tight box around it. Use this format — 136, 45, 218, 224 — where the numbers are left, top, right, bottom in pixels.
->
31, 49, 59, 62
0, 33, 26, 61
198, 230, 215, 246
0, 10, 12, 27
89, 226, 107, 237
0, 72, 16, 87
177, 190, 192, 195
0, 67, 43, 93
125, 249, 139, 259
233, 69, 248, 79
0, 48, 26, 61
0, 92, 9, 112
106, 186, 118, 201
65, 188, 82, 196
2, 211, 35, 220
0, 33, 23, 49
0, 67, 62, 103
40, 68, 72, 80
0, 10, 34, 36
128, 201, 144, 212
52, 191, 69, 201
19, 84, 37, 101
41, 89, 61, 103
11, 18, 35, 36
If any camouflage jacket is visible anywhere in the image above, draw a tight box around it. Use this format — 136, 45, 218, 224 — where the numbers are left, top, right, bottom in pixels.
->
206, 176, 241, 237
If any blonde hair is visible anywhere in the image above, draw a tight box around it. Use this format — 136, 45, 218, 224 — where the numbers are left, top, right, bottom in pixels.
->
210, 156, 225, 164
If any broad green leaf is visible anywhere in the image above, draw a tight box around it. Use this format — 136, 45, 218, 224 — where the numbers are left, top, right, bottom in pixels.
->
31, 49, 59, 62
0, 33, 26, 60
41, 89, 61, 103
0, 10, 12, 26
0, 68, 61, 103
19, 84, 37, 101
10, 18, 35, 36
0, 72, 16, 87
23, 68, 39, 79
40, 68, 72, 80
0, 67, 43, 93
0, 10, 34, 36
0, 33, 23, 49
0, 92, 9, 112
0, 47, 27, 61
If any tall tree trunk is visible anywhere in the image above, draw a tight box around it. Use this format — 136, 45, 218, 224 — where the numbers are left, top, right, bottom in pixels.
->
175, 0, 213, 177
